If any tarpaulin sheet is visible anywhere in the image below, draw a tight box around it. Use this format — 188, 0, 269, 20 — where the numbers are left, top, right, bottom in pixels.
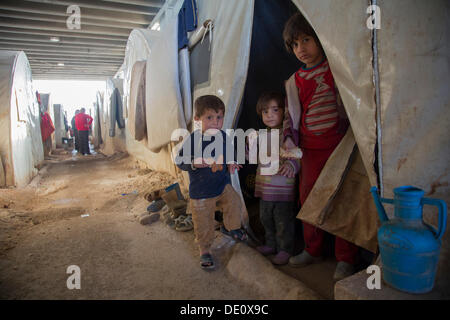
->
0, 50, 43, 187
122, 28, 154, 119
128, 60, 147, 141
145, 12, 186, 152
100, 78, 127, 155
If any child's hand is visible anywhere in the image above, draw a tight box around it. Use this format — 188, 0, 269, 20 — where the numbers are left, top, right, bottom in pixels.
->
283, 136, 296, 150
211, 162, 223, 173
228, 163, 242, 174
278, 162, 295, 178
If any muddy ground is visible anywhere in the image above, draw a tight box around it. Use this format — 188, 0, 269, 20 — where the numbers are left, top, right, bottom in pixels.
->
0, 151, 265, 299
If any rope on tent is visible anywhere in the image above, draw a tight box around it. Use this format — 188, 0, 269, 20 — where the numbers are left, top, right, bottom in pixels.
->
188, 19, 214, 50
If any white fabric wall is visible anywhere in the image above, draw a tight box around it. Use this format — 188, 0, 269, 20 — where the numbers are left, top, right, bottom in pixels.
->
0, 51, 16, 187
193, 0, 254, 130
53, 104, 66, 148
145, 9, 186, 152
99, 78, 127, 156
0, 50, 43, 187
122, 28, 155, 118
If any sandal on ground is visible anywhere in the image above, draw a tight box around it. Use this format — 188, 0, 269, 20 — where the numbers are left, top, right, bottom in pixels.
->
200, 253, 215, 270
220, 226, 248, 242
162, 209, 176, 229
175, 215, 193, 232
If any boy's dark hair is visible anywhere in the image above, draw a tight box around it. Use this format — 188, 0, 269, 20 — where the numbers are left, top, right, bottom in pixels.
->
256, 92, 285, 116
194, 95, 225, 118
283, 12, 322, 54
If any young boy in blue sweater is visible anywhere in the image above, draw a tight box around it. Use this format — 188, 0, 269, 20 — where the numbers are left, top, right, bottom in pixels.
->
176, 95, 247, 270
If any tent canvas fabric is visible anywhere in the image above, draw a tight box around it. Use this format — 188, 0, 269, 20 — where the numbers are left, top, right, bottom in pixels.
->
92, 92, 103, 148
0, 50, 43, 187
122, 28, 154, 118
128, 61, 147, 141
109, 78, 126, 138
52, 104, 67, 148
100, 77, 181, 180
100, 78, 127, 156
145, 12, 186, 152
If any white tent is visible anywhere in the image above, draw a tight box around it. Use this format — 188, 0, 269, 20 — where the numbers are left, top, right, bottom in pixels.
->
0, 50, 43, 187
122, 28, 154, 119
100, 0, 449, 292
97, 78, 127, 156
52, 104, 68, 149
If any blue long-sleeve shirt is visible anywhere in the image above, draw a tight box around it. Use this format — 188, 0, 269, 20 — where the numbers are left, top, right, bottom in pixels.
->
176, 130, 231, 199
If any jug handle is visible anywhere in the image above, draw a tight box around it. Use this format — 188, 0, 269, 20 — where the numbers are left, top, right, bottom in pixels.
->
421, 198, 448, 241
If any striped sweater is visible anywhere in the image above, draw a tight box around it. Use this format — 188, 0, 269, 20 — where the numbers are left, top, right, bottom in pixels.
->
297, 60, 341, 135
283, 59, 347, 144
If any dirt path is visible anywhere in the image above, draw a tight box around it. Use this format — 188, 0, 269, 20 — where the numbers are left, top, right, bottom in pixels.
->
0, 151, 262, 299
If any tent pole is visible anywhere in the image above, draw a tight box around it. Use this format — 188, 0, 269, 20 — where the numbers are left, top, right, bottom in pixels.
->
372, 0, 383, 196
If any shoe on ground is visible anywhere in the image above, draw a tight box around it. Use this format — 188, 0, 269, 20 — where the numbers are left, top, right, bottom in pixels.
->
139, 213, 160, 225
147, 199, 166, 213
256, 245, 276, 256
289, 250, 323, 268
333, 261, 355, 281
271, 251, 291, 265
200, 253, 215, 270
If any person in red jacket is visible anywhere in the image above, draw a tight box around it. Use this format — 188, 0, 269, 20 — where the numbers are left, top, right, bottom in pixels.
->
74, 108, 93, 155
40, 111, 55, 157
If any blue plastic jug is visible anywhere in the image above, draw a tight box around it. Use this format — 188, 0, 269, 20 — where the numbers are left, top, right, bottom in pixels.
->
370, 186, 447, 294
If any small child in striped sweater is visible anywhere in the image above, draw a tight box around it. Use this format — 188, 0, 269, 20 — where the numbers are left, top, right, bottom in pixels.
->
253, 92, 300, 265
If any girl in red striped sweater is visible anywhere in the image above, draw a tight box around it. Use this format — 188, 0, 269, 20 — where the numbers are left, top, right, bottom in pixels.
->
282, 12, 358, 281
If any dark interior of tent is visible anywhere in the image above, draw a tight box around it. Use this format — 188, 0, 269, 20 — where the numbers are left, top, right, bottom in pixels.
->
235, 0, 305, 251
188, 0, 375, 268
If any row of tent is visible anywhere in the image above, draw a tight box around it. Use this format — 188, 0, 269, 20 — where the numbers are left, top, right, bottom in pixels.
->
0, 51, 43, 187
0, 50, 70, 188
91, 0, 449, 292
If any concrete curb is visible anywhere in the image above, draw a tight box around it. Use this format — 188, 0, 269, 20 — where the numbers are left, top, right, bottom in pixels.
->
225, 243, 323, 300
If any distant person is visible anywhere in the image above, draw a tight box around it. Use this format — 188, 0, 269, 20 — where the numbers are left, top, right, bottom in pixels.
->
75, 108, 93, 155
40, 110, 55, 157
176, 95, 247, 270
252, 92, 300, 265
71, 110, 80, 152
